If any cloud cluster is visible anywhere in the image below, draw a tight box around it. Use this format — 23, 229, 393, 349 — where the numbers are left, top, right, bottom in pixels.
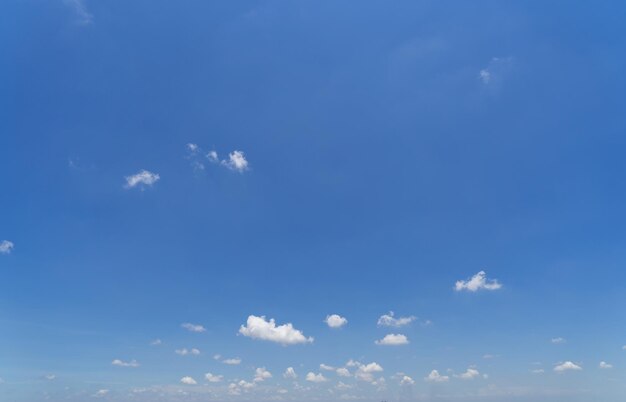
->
186, 144, 250, 173
377, 311, 416, 327
239, 315, 313, 345
124, 170, 160, 189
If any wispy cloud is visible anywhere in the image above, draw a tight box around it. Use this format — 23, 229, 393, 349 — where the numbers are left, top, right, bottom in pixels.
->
221, 150, 249, 172
425, 369, 449, 383
554, 361, 582, 372
181, 323, 206, 333
239, 315, 313, 345
222, 357, 241, 365
599, 361, 613, 369
0, 240, 14, 254
551, 337, 566, 344
175, 348, 200, 356
112, 359, 139, 368
124, 170, 160, 189
455, 271, 502, 292
205, 372, 223, 383
377, 311, 416, 327
283, 367, 297, 379
64, 0, 93, 25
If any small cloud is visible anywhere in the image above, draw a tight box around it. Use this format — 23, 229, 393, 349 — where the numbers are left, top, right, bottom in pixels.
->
239, 315, 313, 345
181, 323, 206, 333
221, 150, 249, 172
377, 311, 416, 327
456, 368, 481, 380
531, 369, 545, 374
175, 348, 200, 356
205, 372, 223, 383
124, 170, 160, 189
93, 389, 109, 398
425, 370, 449, 383
375, 333, 409, 346
455, 271, 502, 292
0, 240, 14, 254
213, 354, 221, 360
187, 143, 199, 153
150, 339, 162, 346
207, 150, 219, 163
254, 367, 272, 382
222, 357, 241, 365
478, 57, 513, 86
325, 314, 348, 329
320, 364, 335, 371
306, 372, 328, 383
283, 367, 297, 379
400, 375, 415, 385
111, 359, 139, 368
336, 367, 351, 377
482, 354, 498, 359
599, 361, 613, 369
554, 361, 582, 372
479, 69, 491, 84
551, 337, 566, 344
354, 362, 383, 382
180, 376, 197, 385
44, 374, 56, 381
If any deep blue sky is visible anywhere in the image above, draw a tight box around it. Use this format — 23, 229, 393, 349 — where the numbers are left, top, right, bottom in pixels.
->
2, 1, 626, 401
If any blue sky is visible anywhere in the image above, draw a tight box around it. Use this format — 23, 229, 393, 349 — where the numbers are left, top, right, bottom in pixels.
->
2, 0, 626, 401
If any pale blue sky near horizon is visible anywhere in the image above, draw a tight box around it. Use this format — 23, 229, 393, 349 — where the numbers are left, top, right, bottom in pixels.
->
2, 1, 626, 401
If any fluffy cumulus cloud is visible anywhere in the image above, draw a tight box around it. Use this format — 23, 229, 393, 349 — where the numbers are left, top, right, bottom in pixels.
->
425, 370, 449, 383
456, 368, 481, 380
124, 170, 160, 189
400, 375, 415, 385
455, 271, 502, 292
554, 361, 582, 372
325, 314, 348, 329
181, 323, 206, 333
0, 240, 14, 254
239, 315, 313, 345
222, 150, 249, 172
377, 311, 416, 327
354, 362, 384, 382
375, 333, 409, 346
254, 367, 272, 382
180, 376, 197, 385
111, 359, 139, 368
306, 372, 328, 383
283, 367, 297, 379
336, 367, 351, 377
599, 361, 613, 369
205, 372, 223, 383
222, 357, 241, 365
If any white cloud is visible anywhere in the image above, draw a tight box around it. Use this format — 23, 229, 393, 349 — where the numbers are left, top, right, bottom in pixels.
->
124, 170, 160, 189
181, 323, 206, 333
221, 150, 249, 172
425, 370, 449, 383
93, 389, 109, 398
222, 357, 241, 365
150, 339, 162, 346
599, 361, 613, 369
377, 311, 416, 327
187, 143, 199, 153
0, 240, 14, 254
531, 369, 545, 374
551, 337, 566, 344
213, 354, 221, 360
336, 367, 351, 377
306, 372, 328, 383
283, 367, 297, 379
180, 376, 197, 385
205, 372, 223, 383
354, 362, 384, 382
400, 375, 415, 385
111, 359, 139, 368
456, 368, 481, 380
320, 364, 335, 371
254, 367, 272, 382
239, 315, 313, 345
325, 314, 348, 329
207, 150, 219, 163
554, 361, 582, 372
479, 69, 491, 84
336, 381, 353, 390
175, 348, 200, 356
455, 271, 502, 292
44, 374, 56, 381
478, 57, 513, 86
64, 0, 93, 25
375, 333, 409, 346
